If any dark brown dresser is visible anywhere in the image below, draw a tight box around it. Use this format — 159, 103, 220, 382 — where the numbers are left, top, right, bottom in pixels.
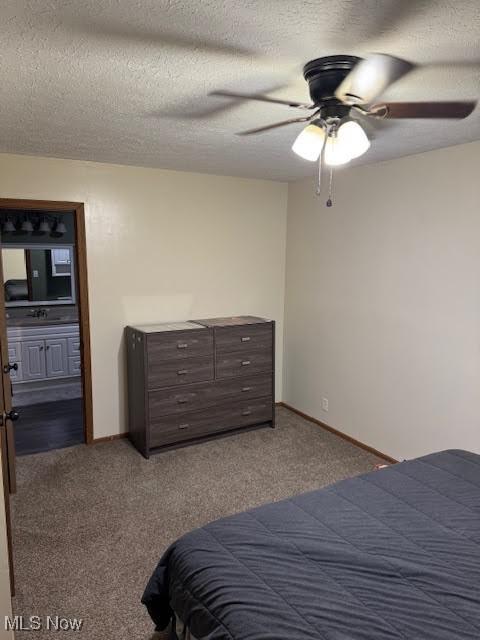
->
126, 316, 275, 457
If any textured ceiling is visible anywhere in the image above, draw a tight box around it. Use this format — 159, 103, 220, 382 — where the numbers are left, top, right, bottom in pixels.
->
1, 0, 479, 181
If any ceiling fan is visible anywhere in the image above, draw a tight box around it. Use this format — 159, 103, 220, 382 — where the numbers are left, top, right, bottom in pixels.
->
210, 54, 477, 169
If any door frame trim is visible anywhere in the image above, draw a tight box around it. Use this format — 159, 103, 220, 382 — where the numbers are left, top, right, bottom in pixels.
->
0, 199, 93, 444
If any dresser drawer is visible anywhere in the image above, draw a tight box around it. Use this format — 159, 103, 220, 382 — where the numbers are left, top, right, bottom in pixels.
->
147, 329, 213, 362
149, 374, 272, 418
148, 355, 214, 389
150, 397, 272, 448
216, 351, 272, 379
215, 323, 272, 355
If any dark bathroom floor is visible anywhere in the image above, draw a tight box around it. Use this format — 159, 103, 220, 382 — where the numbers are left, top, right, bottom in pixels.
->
14, 398, 84, 456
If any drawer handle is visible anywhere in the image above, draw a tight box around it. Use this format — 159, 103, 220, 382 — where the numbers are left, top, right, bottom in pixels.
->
177, 343, 188, 349
241, 360, 251, 366
177, 398, 189, 404
241, 336, 251, 342
241, 409, 252, 416
177, 369, 189, 375
178, 423, 189, 430
241, 386, 252, 392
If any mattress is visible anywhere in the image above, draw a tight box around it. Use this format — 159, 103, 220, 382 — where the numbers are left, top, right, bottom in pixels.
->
143, 449, 480, 639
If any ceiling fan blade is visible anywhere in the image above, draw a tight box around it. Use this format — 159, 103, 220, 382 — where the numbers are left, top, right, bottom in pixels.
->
335, 54, 414, 105
66, 19, 252, 57
210, 90, 313, 109
368, 101, 477, 119
330, 1, 422, 48
152, 83, 289, 120
236, 117, 312, 136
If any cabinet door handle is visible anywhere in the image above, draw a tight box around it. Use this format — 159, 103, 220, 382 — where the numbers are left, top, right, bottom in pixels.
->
177, 398, 189, 404
241, 386, 252, 392
40, 346, 44, 351
46, 345, 50, 350
241, 409, 252, 416
177, 369, 189, 375
177, 343, 188, 349
241, 360, 250, 366
178, 423, 189, 430
241, 336, 251, 342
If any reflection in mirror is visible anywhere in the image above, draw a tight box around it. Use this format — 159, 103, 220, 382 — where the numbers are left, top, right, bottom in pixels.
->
3, 247, 76, 306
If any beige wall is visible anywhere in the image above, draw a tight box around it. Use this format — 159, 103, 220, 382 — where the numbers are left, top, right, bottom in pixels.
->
1, 141, 478, 456
284, 141, 480, 461
2, 249, 26, 282
0, 154, 288, 438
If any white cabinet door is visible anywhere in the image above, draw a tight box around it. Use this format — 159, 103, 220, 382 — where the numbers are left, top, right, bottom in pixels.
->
68, 356, 81, 376
67, 336, 80, 356
7, 342, 22, 382
45, 338, 68, 378
21, 340, 46, 381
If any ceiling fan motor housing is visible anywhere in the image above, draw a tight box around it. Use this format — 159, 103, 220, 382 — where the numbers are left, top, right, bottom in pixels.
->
303, 55, 361, 111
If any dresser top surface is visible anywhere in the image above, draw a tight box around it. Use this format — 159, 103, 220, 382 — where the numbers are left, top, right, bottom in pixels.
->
128, 316, 271, 334
194, 316, 270, 328
128, 321, 206, 334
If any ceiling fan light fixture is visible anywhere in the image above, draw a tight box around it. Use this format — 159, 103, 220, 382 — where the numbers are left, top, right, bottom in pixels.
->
324, 135, 351, 167
337, 120, 370, 159
324, 121, 370, 167
291, 123, 325, 161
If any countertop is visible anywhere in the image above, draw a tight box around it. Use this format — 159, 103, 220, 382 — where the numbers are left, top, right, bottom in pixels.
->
7, 317, 79, 328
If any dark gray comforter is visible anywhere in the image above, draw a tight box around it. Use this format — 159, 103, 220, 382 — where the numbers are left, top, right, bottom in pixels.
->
142, 449, 480, 639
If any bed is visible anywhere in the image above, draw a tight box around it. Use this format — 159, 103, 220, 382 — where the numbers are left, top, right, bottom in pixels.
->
142, 449, 480, 639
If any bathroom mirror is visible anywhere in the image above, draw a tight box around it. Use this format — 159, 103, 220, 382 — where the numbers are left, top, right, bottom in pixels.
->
2, 246, 76, 306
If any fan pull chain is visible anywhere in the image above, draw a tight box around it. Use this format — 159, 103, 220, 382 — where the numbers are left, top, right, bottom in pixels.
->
326, 166, 334, 207
316, 152, 322, 196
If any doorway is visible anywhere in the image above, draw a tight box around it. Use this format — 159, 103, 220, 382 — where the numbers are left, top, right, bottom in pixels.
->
0, 200, 93, 597
0, 200, 93, 464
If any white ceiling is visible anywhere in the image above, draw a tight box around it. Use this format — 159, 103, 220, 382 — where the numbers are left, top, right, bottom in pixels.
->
1, 0, 479, 181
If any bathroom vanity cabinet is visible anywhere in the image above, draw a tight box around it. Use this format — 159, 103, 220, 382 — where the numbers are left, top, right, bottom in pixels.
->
7, 324, 81, 383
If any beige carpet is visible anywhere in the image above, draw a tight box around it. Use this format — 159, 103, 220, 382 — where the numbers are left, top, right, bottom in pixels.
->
11, 406, 383, 639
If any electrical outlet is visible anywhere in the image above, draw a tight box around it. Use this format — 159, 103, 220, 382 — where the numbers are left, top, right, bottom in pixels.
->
322, 397, 329, 412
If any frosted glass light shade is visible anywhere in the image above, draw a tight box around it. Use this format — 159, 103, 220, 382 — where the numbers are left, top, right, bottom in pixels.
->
337, 120, 370, 159
292, 124, 325, 161
324, 135, 351, 166
324, 121, 370, 166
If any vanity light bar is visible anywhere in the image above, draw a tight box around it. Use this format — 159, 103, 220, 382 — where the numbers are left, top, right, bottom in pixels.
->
1, 214, 67, 236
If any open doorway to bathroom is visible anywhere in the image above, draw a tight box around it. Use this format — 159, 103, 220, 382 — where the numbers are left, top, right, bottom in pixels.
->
0, 201, 93, 464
